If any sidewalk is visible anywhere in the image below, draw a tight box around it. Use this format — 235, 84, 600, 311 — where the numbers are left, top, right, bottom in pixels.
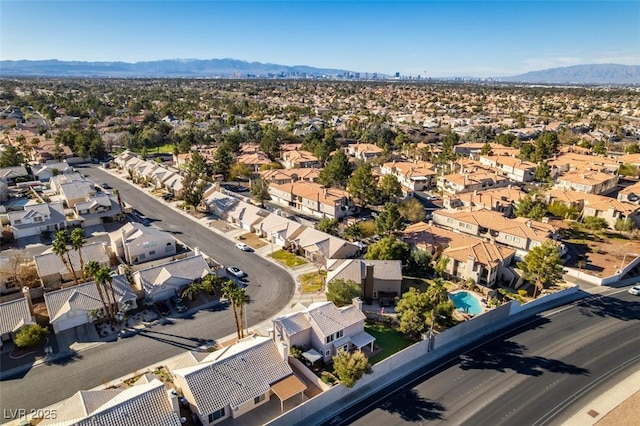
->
563, 369, 640, 426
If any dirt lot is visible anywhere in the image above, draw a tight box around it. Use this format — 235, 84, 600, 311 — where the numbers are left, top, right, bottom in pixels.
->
239, 232, 268, 249
596, 390, 640, 426
552, 219, 640, 278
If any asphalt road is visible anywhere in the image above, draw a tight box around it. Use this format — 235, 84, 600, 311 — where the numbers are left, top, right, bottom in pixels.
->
337, 288, 640, 426
0, 165, 295, 418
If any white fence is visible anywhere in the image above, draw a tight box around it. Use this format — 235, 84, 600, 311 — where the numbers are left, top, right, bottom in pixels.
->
563, 254, 640, 286
266, 285, 583, 426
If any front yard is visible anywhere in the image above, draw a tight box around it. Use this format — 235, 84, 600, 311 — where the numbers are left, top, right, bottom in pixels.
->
269, 249, 308, 267
300, 271, 326, 293
365, 322, 416, 365
238, 232, 268, 249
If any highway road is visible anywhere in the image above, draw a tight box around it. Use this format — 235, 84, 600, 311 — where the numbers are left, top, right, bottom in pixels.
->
0, 165, 295, 418
333, 288, 640, 426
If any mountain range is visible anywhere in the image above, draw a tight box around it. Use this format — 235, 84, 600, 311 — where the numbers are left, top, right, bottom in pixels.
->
0, 59, 638, 85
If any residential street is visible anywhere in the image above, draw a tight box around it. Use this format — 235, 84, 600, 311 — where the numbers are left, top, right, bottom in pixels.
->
0, 165, 296, 419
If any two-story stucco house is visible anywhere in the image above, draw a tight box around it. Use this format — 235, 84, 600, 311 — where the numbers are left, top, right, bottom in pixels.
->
432, 208, 558, 256
437, 169, 510, 195
281, 150, 321, 169
554, 170, 619, 195
74, 194, 121, 227
380, 160, 437, 192
268, 181, 354, 219
272, 301, 375, 363
326, 259, 402, 302
110, 222, 177, 265
7, 201, 67, 239
478, 155, 537, 182
348, 143, 383, 162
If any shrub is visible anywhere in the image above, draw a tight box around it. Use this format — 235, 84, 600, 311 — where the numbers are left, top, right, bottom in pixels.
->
289, 345, 304, 359
14, 324, 48, 348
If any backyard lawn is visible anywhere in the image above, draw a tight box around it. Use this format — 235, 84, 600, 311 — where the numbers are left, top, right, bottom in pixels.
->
365, 322, 416, 365
402, 276, 457, 293
300, 271, 326, 293
269, 249, 308, 267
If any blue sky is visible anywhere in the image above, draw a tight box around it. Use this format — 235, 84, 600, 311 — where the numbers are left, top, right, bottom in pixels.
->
1, 1, 638, 77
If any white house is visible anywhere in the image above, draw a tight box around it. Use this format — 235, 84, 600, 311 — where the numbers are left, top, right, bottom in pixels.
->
132, 254, 212, 302
40, 374, 181, 426
110, 222, 177, 265
0, 297, 35, 348
171, 335, 306, 425
44, 274, 137, 334
7, 201, 66, 239
272, 301, 375, 363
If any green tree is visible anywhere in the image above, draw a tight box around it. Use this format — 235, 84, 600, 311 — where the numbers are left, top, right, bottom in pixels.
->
348, 163, 379, 207
479, 142, 493, 156
618, 163, 638, 177
213, 143, 234, 179
181, 282, 203, 301
534, 161, 551, 182
319, 150, 352, 188
230, 162, 252, 182
375, 203, 404, 235
615, 218, 636, 233
395, 287, 432, 337
332, 350, 371, 388
343, 223, 363, 242
408, 250, 432, 276
436, 132, 458, 166
592, 140, 607, 155
250, 176, 271, 207
515, 195, 548, 220
70, 228, 86, 279
181, 151, 208, 209
0, 145, 24, 167
14, 324, 48, 348
547, 201, 579, 219
517, 240, 564, 298
326, 279, 362, 307
583, 216, 609, 231
434, 255, 450, 278
379, 174, 402, 203
365, 236, 410, 262
53, 141, 66, 162
425, 278, 449, 307
260, 126, 284, 160
95, 266, 118, 322
52, 230, 79, 286
398, 198, 427, 223
318, 218, 340, 236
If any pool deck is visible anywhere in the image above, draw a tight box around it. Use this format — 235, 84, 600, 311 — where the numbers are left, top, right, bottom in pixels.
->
449, 289, 486, 316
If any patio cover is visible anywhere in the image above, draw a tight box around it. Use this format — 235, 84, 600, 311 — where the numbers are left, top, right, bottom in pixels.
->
332, 335, 351, 349
270, 374, 307, 412
350, 331, 376, 350
302, 348, 322, 363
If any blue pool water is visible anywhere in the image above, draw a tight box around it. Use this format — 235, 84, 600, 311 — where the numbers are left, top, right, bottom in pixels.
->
449, 291, 483, 315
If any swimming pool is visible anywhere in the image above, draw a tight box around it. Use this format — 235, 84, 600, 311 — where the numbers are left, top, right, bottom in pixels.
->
449, 291, 484, 316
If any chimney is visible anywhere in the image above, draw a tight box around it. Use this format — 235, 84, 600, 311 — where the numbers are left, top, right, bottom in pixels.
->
194, 246, 200, 256
526, 220, 532, 228
22, 287, 34, 315
279, 341, 289, 361
167, 389, 180, 414
364, 263, 375, 300
352, 297, 363, 311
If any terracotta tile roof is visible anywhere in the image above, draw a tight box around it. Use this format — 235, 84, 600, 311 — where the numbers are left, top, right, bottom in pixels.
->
556, 170, 617, 186
260, 168, 320, 182
282, 150, 318, 164
269, 181, 349, 205
454, 186, 527, 207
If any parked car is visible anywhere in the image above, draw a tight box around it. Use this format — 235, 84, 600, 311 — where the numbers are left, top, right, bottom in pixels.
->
227, 266, 246, 278
235, 243, 251, 251
170, 296, 188, 313
102, 182, 112, 189
155, 300, 171, 316
628, 285, 640, 296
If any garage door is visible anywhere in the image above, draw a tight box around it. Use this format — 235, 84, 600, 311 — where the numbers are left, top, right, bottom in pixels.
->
54, 311, 90, 333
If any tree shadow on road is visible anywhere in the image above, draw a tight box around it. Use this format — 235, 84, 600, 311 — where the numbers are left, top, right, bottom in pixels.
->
459, 340, 589, 377
379, 389, 445, 422
576, 295, 640, 321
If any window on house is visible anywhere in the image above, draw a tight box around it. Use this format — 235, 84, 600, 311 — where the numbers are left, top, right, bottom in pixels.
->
14, 219, 21, 225
447, 218, 453, 224
466, 224, 472, 229
208, 407, 225, 422
165, 245, 173, 253
326, 334, 334, 344
458, 222, 464, 227
138, 253, 146, 260
34, 217, 43, 223
513, 237, 520, 243
325, 350, 330, 356
336, 330, 344, 339
254, 394, 265, 404
142, 241, 156, 249
149, 250, 156, 255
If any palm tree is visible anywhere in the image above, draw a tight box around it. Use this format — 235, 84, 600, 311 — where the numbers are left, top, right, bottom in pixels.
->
52, 230, 78, 286
181, 282, 202, 301
222, 280, 245, 339
71, 228, 87, 279
426, 278, 449, 307
200, 274, 221, 296
95, 266, 117, 323
84, 260, 110, 322
114, 189, 125, 222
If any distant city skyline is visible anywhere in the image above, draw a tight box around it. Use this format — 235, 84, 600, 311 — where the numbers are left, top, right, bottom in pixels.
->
1, 1, 638, 77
